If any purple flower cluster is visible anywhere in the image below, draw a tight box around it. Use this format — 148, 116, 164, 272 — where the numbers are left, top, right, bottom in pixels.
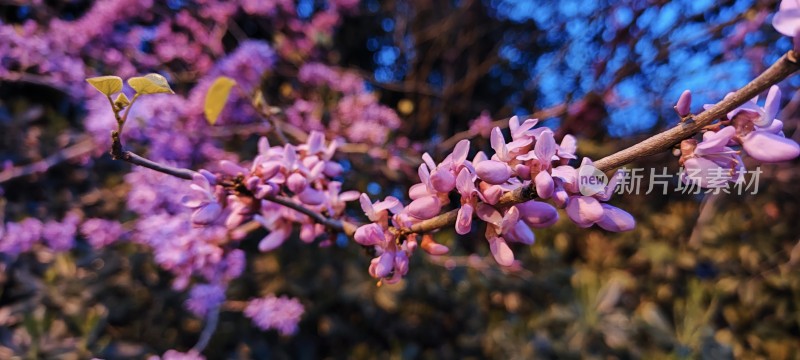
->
41, 212, 81, 252
244, 295, 305, 335
185, 132, 359, 250
333, 94, 402, 145
0, 218, 44, 257
680, 86, 800, 187
0, 211, 111, 257
149, 350, 205, 360
62, 0, 372, 335
79, 219, 125, 249
293, 63, 402, 146
185, 284, 226, 317
298, 62, 366, 94
355, 117, 635, 282
133, 212, 242, 291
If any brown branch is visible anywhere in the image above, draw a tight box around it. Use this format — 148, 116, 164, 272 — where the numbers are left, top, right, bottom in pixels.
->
0, 137, 95, 183
593, 52, 800, 171
399, 51, 800, 235
110, 131, 196, 180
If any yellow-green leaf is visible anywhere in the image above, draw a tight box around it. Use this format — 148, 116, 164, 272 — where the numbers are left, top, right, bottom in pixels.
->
113, 93, 131, 109
86, 76, 123, 96
127, 73, 174, 95
204, 76, 237, 125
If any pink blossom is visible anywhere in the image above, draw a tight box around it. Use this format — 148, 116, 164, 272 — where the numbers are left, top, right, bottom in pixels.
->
181, 173, 223, 225
244, 295, 305, 335
185, 284, 225, 317
773, 0, 800, 36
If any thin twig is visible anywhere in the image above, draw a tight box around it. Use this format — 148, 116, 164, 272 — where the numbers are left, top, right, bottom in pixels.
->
110, 132, 196, 180
191, 306, 219, 354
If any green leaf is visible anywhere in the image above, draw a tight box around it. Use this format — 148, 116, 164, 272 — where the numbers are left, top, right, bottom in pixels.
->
86, 76, 123, 96
113, 93, 130, 109
204, 76, 237, 125
127, 73, 174, 95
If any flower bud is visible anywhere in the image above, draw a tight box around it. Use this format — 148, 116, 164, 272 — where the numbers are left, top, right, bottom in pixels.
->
534, 171, 554, 199
354, 223, 385, 246
370, 252, 395, 278
406, 195, 441, 219
298, 187, 325, 205
219, 160, 248, 176
675, 89, 692, 117
430, 168, 456, 193
475, 160, 511, 184
421, 234, 449, 255
478, 182, 503, 205
517, 200, 558, 228
323, 161, 344, 177
260, 161, 281, 180
287, 172, 308, 193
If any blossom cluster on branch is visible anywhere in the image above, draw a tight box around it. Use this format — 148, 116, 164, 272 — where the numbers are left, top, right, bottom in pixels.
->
353, 117, 636, 284
678, 87, 800, 188
2, 0, 800, 358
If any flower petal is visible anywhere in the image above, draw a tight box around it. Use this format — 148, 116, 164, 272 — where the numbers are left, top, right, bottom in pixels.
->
371, 252, 395, 278
507, 221, 535, 245
488, 236, 514, 266
762, 85, 781, 127
476, 203, 503, 227
258, 226, 289, 252
596, 204, 635, 232
452, 140, 471, 166
374, 196, 403, 214
500, 206, 520, 234
409, 183, 431, 200
354, 223, 385, 246
298, 187, 325, 205
430, 168, 456, 193
490, 127, 508, 160
456, 167, 476, 196
534, 171, 554, 199
565, 196, 604, 227
456, 204, 474, 235
478, 183, 503, 205
773, 9, 800, 37
191, 203, 222, 225
695, 126, 736, 155
742, 130, 800, 162
534, 130, 557, 165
